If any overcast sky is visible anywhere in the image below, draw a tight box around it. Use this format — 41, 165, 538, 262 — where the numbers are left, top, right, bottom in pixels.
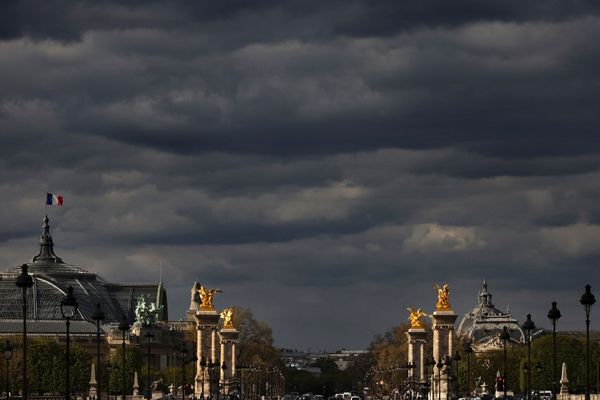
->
2, 0, 600, 350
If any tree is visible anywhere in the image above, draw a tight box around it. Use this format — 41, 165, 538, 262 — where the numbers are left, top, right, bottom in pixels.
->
233, 307, 282, 367
108, 346, 142, 394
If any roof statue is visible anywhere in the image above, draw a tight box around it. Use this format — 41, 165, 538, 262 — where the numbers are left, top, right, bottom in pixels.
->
190, 281, 201, 310
134, 295, 163, 327
199, 285, 222, 311
406, 307, 428, 329
435, 283, 451, 311
220, 307, 235, 329
32, 215, 63, 263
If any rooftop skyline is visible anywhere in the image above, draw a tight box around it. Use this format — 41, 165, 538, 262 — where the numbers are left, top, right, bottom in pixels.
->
1, 1, 600, 349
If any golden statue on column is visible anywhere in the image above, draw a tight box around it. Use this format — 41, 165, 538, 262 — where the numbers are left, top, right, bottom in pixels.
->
435, 284, 451, 311
406, 308, 428, 329
199, 286, 223, 311
220, 308, 235, 328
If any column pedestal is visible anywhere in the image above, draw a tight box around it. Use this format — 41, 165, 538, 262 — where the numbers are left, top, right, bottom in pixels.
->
430, 310, 458, 400
405, 328, 427, 383
219, 328, 240, 396
195, 310, 221, 398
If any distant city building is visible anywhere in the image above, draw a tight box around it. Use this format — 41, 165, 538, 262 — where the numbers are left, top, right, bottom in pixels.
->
457, 281, 524, 352
280, 348, 367, 372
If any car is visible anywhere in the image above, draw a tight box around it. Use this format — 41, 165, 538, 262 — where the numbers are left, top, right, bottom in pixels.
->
351, 396, 361, 400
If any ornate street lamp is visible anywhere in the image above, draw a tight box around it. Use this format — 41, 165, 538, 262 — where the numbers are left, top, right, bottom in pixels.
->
91, 303, 105, 400
3, 340, 13, 398
547, 301, 561, 399
15, 264, 33, 400
60, 286, 78, 400
200, 357, 207, 400
522, 314, 536, 400
580, 285, 596, 400
144, 331, 155, 400
118, 318, 130, 400
499, 326, 511, 400
464, 342, 473, 397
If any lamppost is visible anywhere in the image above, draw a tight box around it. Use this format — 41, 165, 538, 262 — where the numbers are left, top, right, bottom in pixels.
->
452, 351, 461, 395
180, 344, 188, 400
547, 302, 561, 400
15, 264, 33, 400
522, 314, 535, 400
499, 326, 511, 400
200, 357, 206, 400
144, 331, 155, 400
92, 304, 105, 400
118, 318, 130, 400
464, 342, 473, 397
580, 285, 596, 400
60, 286, 78, 400
3, 340, 13, 398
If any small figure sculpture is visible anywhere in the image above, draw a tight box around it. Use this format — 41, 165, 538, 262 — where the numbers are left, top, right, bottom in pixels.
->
199, 285, 222, 310
190, 281, 201, 310
406, 307, 428, 329
135, 295, 163, 326
435, 283, 451, 311
220, 307, 235, 328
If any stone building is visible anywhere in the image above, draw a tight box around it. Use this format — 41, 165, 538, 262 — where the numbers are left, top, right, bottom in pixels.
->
0, 215, 178, 369
456, 281, 524, 352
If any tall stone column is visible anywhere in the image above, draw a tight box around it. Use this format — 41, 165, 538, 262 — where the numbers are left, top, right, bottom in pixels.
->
405, 328, 427, 382
419, 342, 425, 382
431, 310, 458, 400
219, 326, 239, 395
195, 310, 221, 397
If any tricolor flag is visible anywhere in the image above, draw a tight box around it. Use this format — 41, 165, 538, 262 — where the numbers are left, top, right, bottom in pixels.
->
46, 193, 64, 206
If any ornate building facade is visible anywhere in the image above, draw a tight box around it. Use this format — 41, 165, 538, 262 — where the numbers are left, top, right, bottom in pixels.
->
456, 281, 524, 352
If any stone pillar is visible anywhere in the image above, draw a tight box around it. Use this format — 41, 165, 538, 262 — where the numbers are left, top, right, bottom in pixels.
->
560, 362, 569, 395
195, 310, 221, 397
133, 371, 140, 396
89, 363, 98, 400
220, 341, 226, 381
211, 329, 217, 361
231, 342, 236, 376
219, 327, 240, 395
419, 342, 425, 382
405, 328, 427, 383
431, 310, 458, 400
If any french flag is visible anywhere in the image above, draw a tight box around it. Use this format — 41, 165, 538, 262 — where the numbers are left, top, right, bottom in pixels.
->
46, 193, 64, 206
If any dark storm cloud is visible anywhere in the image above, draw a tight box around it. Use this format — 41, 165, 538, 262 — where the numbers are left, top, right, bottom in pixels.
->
1, 0, 600, 348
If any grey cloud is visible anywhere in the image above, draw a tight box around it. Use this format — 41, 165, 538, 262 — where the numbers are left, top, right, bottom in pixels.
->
1, 1, 600, 348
